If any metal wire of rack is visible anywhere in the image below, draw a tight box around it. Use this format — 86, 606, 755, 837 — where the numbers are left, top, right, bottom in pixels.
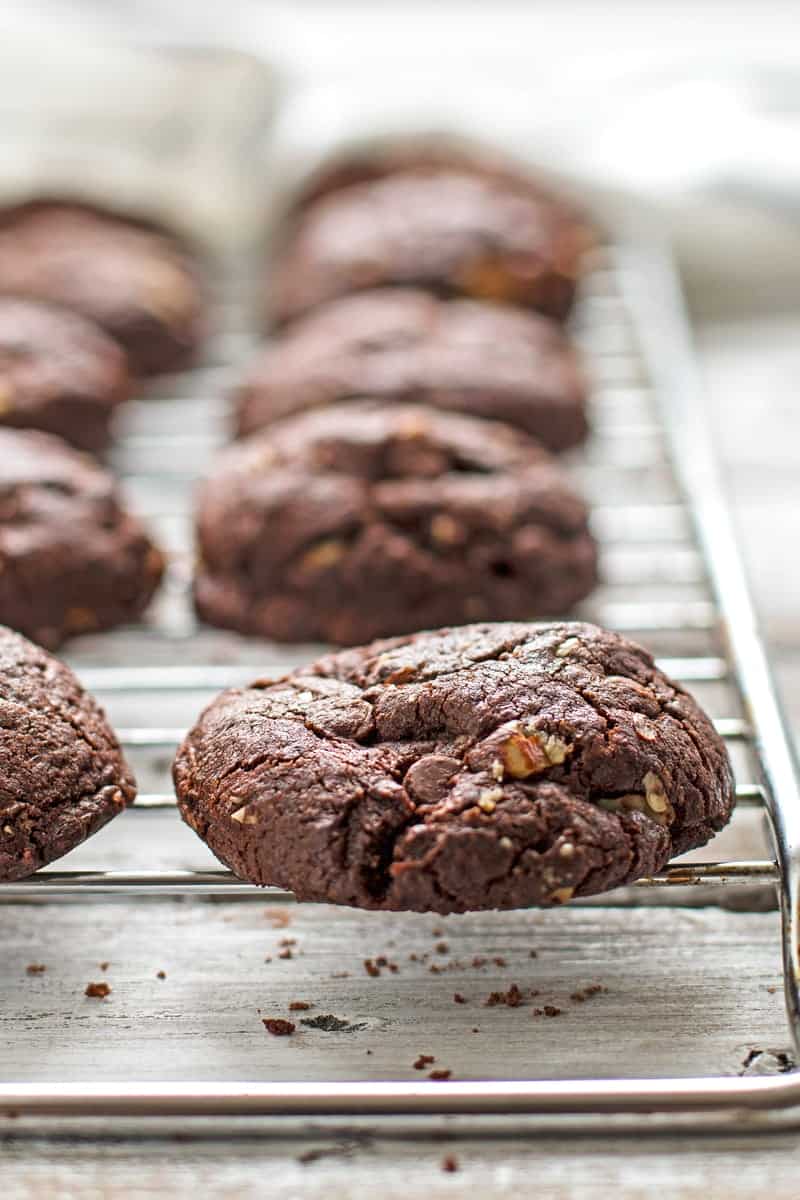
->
2, 226, 800, 1122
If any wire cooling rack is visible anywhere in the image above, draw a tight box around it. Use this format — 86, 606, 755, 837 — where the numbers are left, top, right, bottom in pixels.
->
1, 226, 800, 1121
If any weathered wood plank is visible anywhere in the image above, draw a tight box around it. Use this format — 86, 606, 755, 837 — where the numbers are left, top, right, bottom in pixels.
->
0, 903, 788, 1082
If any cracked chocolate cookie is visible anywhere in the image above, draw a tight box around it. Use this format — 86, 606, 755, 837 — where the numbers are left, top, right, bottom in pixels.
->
0, 428, 164, 647
194, 402, 598, 644
0, 625, 136, 881
269, 168, 593, 326
0, 201, 205, 375
0, 297, 129, 452
235, 289, 588, 452
173, 621, 735, 912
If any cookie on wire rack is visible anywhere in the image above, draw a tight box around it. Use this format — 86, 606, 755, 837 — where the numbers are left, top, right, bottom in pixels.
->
0, 200, 205, 376
269, 168, 594, 326
173, 621, 735, 913
235, 288, 589, 453
194, 401, 598, 645
0, 297, 129, 452
0, 427, 164, 648
0, 625, 136, 882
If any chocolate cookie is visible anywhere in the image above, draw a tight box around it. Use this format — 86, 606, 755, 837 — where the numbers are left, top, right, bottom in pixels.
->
0, 201, 205, 375
0, 428, 164, 647
173, 621, 735, 912
235, 289, 588, 453
269, 168, 593, 325
194, 403, 598, 644
0, 297, 129, 451
288, 137, 584, 214
0, 626, 136, 881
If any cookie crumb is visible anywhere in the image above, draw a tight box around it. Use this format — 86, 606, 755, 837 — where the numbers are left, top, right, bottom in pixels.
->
99, 962, 110, 971
435, 941, 449, 955
543, 1005, 562, 1017
278, 948, 293, 960
570, 983, 607, 1003
289, 1000, 311, 1011
26, 964, 46, 975
413, 1054, 435, 1070
262, 1018, 295, 1036
85, 981, 111, 999
364, 959, 380, 978
441, 1155, 459, 1173
453, 993, 467, 1005
429, 1069, 452, 1081
156, 970, 166, 980
485, 983, 523, 1008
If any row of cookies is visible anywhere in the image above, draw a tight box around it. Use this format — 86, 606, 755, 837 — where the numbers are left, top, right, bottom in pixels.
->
0, 620, 735, 914
0, 200, 205, 450
0, 200, 206, 645
0, 148, 596, 650
194, 141, 600, 644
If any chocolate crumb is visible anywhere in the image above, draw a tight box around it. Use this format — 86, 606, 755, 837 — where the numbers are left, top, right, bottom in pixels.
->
529, 950, 539, 958
278, 948, 293, 960
413, 1054, 435, 1070
442, 1155, 459, 1173
493, 957, 507, 968
435, 941, 449, 955
429, 1069, 452, 1081
99, 962, 110, 971
453, 993, 467, 1005
289, 1000, 311, 1012
156, 970, 166, 980
570, 983, 607, 1003
364, 959, 380, 978
262, 1018, 295, 1036
543, 1005, 562, 1017
85, 982, 111, 999
485, 983, 523, 1008
26, 964, 46, 975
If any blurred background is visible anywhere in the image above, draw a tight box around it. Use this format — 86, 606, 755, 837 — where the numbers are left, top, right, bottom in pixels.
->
1, 0, 798, 731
